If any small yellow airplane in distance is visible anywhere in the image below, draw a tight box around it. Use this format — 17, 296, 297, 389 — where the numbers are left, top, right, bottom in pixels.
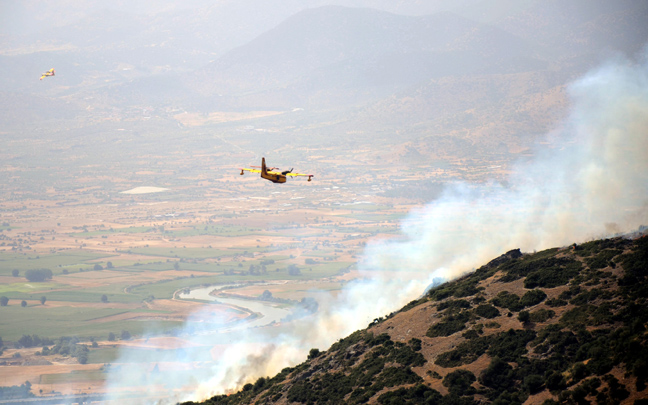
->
240, 157, 314, 183
40, 68, 55, 80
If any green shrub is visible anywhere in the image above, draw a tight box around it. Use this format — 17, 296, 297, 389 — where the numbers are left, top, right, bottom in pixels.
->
523, 374, 544, 394
378, 384, 442, 404
435, 336, 491, 368
545, 298, 567, 307
480, 357, 515, 391
529, 309, 555, 323
524, 259, 581, 288
426, 311, 470, 337
586, 249, 622, 270
443, 369, 476, 396
437, 299, 471, 311
491, 291, 522, 311
520, 289, 547, 307
474, 304, 500, 319
487, 329, 536, 362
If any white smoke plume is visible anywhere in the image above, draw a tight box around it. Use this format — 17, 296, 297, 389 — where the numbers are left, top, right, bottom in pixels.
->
367, 51, 648, 282
104, 52, 648, 403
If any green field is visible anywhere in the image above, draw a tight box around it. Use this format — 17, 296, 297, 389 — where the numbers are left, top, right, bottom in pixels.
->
0, 281, 66, 294
68, 226, 156, 238
0, 216, 361, 343
0, 251, 110, 276
0, 305, 131, 340
119, 246, 233, 259
40, 370, 107, 384
165, 224, 268, 238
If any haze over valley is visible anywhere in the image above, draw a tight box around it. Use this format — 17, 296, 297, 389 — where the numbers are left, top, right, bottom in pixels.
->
0, 1, 647, 403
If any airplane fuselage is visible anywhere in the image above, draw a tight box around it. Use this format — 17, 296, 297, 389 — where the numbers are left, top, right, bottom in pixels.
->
261, 172, 287, 183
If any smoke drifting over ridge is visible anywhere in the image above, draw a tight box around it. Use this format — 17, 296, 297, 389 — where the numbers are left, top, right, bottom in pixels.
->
105, 53, 648, 404
366, 52, 648, 282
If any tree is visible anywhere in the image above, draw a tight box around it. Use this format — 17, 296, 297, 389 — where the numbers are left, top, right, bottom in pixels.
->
308, 348, 320, 360
21, 300, 27, 307
101, 294, 108, 303
106, 261, 114, 269
0, 296, 8, 306
18, 335, 33, 348
288, 264, 302, 276
40, 296, 46, 305
173, 262, 180, 271
443, 369, 477, 396
77, 352, 88, 364
93, 264, 103, 271
12, 269, 19, 277
108, 332, 116, 341
24, 269, 53, 282
121, 330, 131, 340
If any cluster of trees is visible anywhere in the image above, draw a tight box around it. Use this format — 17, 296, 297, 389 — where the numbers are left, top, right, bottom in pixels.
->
36, 336, 90, 364
92, 262, 114, 271
24, 268, 53, 282
287, 264, 302, 276
1, 296, 47, 307
225, 262, 304, 276
18, 334, 54, 348
0, 381, 33, 400
247, 264, 268, 275
107, 330, 132, 341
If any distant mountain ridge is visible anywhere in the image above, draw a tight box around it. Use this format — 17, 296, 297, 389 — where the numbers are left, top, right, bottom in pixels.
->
186, 6, 543, 109
184, 231, 648, 404
1, 1, 647, 159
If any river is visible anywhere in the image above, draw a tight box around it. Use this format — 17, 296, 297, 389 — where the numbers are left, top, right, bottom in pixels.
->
177, 284, 293, 332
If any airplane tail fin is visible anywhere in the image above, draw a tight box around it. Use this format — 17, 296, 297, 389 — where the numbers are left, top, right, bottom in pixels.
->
261, 157, 267, 175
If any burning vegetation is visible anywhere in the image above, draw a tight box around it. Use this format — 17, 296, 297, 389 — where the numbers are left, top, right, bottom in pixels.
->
182, 233, 648, 404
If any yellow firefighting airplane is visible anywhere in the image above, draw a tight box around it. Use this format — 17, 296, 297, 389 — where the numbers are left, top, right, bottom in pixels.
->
240, 157, 314, 183
40, 68, 55, 80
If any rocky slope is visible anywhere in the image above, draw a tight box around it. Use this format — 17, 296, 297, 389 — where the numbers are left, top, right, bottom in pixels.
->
183, 231, 648, 404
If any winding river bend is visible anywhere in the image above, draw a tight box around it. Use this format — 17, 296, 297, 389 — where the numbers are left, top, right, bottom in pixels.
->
177, 284, 293, 331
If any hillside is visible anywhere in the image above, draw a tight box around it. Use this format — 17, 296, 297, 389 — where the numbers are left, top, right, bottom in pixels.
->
183, 232, 648, 404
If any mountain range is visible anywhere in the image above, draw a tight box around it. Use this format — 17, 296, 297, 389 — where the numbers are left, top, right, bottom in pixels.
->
2, 1, 647, 159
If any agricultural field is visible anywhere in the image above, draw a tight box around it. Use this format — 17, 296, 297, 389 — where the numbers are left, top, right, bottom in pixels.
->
0, 168, 427, 398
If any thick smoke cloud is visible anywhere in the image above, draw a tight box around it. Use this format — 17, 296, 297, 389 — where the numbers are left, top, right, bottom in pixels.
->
104, 52, 648, 404
366, 52, 648, 282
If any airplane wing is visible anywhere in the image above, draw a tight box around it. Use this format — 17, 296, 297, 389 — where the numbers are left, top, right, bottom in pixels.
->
48, 68, 55, 73
40, 75, 46, 80
286, 172, 313, 177
251, 165, 279, 171
240, 168, 261, 173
